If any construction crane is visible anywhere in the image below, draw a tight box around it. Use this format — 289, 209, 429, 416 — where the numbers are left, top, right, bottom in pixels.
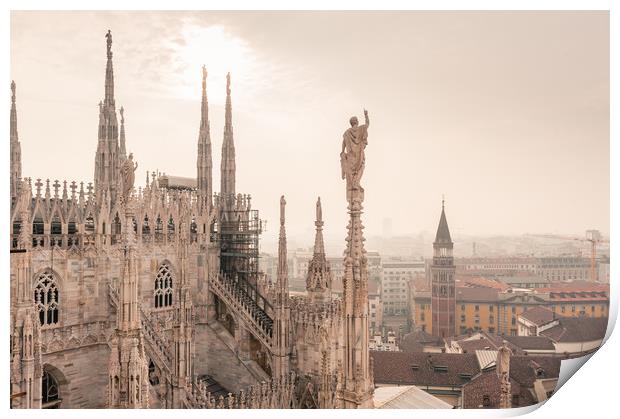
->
527, 230, 609, 281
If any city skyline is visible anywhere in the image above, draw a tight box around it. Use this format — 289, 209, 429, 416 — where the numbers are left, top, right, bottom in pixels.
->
11, 11, 609, 247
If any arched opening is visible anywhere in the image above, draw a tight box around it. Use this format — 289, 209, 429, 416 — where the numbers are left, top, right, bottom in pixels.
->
42, 369, 61, 408
190, 218, 197, 243
167, 216, 175, 241
111, 212, 121, 245
155, 215, 163, 243
142, 215, 150, 236
85, 215, 94, 233
32, 215, 44, 247
148, 360, 159, 385
12, 219, 21, 248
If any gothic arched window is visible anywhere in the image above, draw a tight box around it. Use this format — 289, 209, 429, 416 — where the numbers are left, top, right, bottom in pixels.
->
167, 216, 175, 234
85, 214, 95, 233
155, 216, 163, 235
113, 213, 122, 235
142, 215, 150, 235
154, 264, 173, 308
42, 370, 60, 408
34, 271, 59, 326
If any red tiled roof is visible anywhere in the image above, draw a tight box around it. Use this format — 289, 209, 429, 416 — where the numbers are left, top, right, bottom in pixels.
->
520, 306, 557, 326
541, 317, 608, 343
461, 276, 510, 291
400, 331, 445, 353
455, 287, 499, 302
371, 351, 480, 387
502, 336, 555, 351
462, 355, 560, 409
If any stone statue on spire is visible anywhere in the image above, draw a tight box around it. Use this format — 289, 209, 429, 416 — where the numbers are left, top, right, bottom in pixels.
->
226, 72, 231, 96
341, 109, 370, 204
105, 30, 113, 58
120, 153, 138, 202
280, 195, 286, 226
316, 196, 322, 223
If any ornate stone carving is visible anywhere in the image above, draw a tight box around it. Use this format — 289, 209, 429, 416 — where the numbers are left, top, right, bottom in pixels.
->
120, 153, 138, 203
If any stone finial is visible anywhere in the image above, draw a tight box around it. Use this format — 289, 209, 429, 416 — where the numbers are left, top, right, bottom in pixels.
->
11, 80, 16, 104
79, 182, 85, 204
87, 182, 94, 199
35, 178, 42, 197
70, 181, 77, 199
120, 106, 124, 123
45, 179, 51, 199
62, 180, 68, 200
53, 180, 60, 198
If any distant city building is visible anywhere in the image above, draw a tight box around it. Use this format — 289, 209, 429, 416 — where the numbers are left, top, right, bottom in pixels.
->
381, 260, 424, 316
413, 283, 609, 336
518, 307, 607, 356
369, 332, 398, 352
534, 256, 591, 281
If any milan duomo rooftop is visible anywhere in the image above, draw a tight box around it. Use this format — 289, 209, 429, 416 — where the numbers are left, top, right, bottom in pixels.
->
9, 30, 383, 410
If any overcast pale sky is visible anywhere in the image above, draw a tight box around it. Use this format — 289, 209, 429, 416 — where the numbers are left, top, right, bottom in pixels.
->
10, 11, 609, 250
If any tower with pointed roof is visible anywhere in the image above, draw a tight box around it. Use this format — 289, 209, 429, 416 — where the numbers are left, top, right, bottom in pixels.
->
197, 66, 213, 210
10, 81, 22, 200
94, 30, 121, 204
220, 72, 236, 203
431, 199, 456, 338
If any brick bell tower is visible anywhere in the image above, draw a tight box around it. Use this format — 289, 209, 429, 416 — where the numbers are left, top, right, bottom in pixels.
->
431, 199, 456, 338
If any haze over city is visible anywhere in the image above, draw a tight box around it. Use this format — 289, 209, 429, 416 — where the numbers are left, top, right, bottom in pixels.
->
11, 11, 609, 248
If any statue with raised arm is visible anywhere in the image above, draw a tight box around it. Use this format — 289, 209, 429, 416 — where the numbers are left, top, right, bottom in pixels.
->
120, 153, 138, 201
341, 109, 369, 203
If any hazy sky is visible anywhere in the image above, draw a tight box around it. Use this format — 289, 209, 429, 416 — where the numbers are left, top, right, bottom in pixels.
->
10, 11, 609, 251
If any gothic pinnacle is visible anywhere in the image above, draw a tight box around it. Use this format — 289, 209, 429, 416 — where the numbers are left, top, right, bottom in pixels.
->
225, 72, 232, 129
277, 195, 288, 296
119, 106, 127, 159
104, 30, 115, 108
314, 197, 325, 255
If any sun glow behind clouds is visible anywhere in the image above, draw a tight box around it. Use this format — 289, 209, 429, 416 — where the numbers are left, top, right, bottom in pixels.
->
165, 23, 263, 104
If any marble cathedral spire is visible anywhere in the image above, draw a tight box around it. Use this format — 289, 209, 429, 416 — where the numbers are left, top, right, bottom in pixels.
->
197, 65, 213, 207
273, 195, 291, 378
10, 80, 22, 199
338, 109, 374, 408
220, 72, 236, 199
306, 197, 332, 303
276, 195, 289, 304
94, 30, 121, 203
